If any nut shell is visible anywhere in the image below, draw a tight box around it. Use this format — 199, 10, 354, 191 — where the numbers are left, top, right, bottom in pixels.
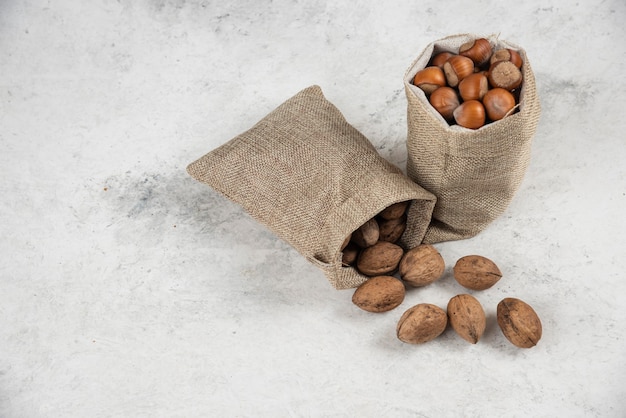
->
453, 100, 485, 130
430, 51, 455, 68
351, 217, 379, 248
483, 88, 516, 121
378, 201, 409, 220
443, 55, 474, 87
447, 294, 486, 344
413, 66, 447, 94
356, 241, 404, 276
459, 38, 492, 66
396, 303, 448, 344
488, 60, 523, 90
490, 48, 523, 68
458, 72, 489, 102
399, 244, 445, 287
341, 241, 360, 266
453, 255, 502, 290
352, 276, 405, 313
340, 233, 352, 251
378, 214, 407, 243
497, 298, 542, 348
429, 86, 460, 121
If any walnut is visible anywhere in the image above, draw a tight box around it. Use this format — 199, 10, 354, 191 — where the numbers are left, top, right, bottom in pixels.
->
352, 276, 405, 313
453, 255, 502, 290
377, 214, 407, 243
356, 241, 403, 276
351, 218, 380, 248
497, 298, 542, 348
447, 294, 486, 344
396, 303, 448, 344
398, 244, 445, 287
378, 201, 409, 220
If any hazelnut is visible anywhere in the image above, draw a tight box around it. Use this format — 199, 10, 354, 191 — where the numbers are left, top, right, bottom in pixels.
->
459, 38, 492, 67
453, 100, 486, 130
483, 88, 516, 121
447, 294, 487, 344
430, 51, 455, 68
490, 48, 523, 68
413, 66, 447, 95
497, 298, 542, 348
488, 60, 523, 91
396, 303, 448, 344
429, 86, 460, 122
453, 255, 502, 290
458, 72, 489, 102
398, 244, 445, 287
442, 55, 474, 87
352, 276, 405, 313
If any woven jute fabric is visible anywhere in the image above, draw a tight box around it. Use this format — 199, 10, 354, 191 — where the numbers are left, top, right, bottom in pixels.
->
404, 34, 541, 243
187, 85, 436, 289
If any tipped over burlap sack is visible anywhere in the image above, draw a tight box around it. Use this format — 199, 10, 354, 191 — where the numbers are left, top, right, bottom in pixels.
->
188, 85, 436, 289
404, 34, 541, 243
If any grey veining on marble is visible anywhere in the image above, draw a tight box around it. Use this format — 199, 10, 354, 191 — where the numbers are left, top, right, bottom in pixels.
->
1, 1, 625, 417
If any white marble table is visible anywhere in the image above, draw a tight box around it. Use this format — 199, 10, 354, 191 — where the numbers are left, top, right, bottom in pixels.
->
2, 1, 625, 416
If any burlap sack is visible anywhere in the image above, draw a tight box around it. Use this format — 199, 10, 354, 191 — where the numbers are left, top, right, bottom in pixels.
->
187, 85, 436, 289
404, 34, 541, 243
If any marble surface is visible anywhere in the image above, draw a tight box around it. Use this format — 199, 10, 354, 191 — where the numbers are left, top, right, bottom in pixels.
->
1, 1, 625, 417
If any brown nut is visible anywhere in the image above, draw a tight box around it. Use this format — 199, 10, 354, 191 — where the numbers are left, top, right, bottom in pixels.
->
458, 72, 489, 102
351, 218, 379, 248
340, 233, 352, 251
483, 87, 516, 121
497, 298, 542, 348
429, 86, 460, 122
377, 214, 407, 243
398, 244, 445, 287
453, 255, 502, 290
412, 66, 447, 94
341, 241, 360, 267
352, 276, 405, 313
489, 48, 523, 68
396, 303, 448, 344
356, 241, 404, 276
453, 99, 486, 129
430, 51, 455, 68
459, 37, 492, 67
447, 294, 487, 344
378, 201, 409, 220
442, 55, 474, 87
488, 60, 523, 90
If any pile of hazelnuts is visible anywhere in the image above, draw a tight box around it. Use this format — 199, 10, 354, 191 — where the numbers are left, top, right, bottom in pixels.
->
412, 38, 524, 129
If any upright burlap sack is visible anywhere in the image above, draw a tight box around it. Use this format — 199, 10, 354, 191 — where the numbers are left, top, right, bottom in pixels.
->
404, 34, 541, 243
188, 85, 436, 289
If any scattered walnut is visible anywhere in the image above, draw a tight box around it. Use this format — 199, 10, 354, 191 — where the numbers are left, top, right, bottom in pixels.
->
497, 298, 542, 348
453, 255, 502, 290
352, 276, 405, 313
396, 303, 448, 344
447, 294, 486, 344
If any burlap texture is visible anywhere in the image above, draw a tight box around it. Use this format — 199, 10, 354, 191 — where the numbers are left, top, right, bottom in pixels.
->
187, 85, 436, 289
404, 34, 541, 243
